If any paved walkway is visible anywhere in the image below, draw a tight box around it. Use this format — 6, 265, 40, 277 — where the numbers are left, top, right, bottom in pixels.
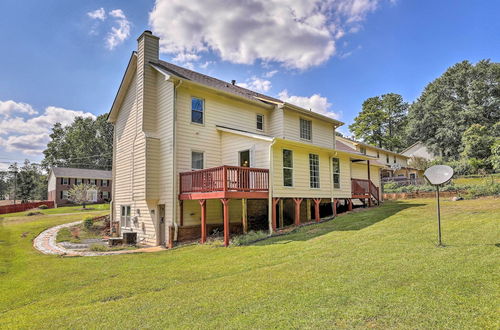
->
33, 221, 166, 257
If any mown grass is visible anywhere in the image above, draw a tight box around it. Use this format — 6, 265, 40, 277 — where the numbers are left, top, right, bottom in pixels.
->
0, 203, 109, 218
0, 198, 498, 329
55, 220, 106, 244
453, 174, 500, 186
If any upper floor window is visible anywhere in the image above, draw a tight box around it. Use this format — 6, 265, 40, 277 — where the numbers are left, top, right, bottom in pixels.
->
61, 177, 68, 185
89, 179, 96, 185
393, 156, 397, 164
256, 114, 264, 131
376, 151, 380, 158
192, 151, 204, 170
309, 154, 320, 188
386, 154, 390, 163
360, 146, 366, 155
332, 158, 340, 189
101, 180, 109, 187
76, 178, 83, 185
300, 118, 312, 141
191, 97, 204, 124
283, 149, 293, 187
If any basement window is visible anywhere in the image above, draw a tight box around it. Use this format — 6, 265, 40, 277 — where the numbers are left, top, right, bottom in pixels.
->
121, 205, 131, 228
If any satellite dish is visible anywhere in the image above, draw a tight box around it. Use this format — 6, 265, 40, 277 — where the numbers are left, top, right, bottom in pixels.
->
423, 165, 454, 247
424, 165, 454, 185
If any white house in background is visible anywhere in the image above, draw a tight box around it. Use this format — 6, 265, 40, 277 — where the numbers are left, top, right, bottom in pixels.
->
402, 141, 437, 161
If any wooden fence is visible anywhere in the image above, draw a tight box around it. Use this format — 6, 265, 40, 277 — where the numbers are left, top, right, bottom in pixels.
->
0, 201, 55, 215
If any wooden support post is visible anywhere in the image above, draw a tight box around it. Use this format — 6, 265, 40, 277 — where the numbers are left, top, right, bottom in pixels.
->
348, 198, 353, 211
293, 198, 303, 226
168, 226, 174, 249
221, 198, 230, 247
306, 199, 311, 222
332, 199, 337, 217
199, 199, 207, 244
242, 199, 248, 234
179, 200, 184, 227
279, 199, 284, 228
271, 197, 280, 232
313, 198, 321, 223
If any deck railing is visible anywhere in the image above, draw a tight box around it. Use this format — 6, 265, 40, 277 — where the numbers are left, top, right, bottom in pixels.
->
179, 165, 269, 194
351, 178, 380, 202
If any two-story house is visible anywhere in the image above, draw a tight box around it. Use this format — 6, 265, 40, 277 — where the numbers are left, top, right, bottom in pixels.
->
47, 167, 112, 207
336, 136, 424, 182
108, 31, 385, 247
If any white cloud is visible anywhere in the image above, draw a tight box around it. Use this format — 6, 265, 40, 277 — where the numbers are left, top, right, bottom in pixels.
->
0, 134, 50, 155
149, 0, 384, 70
87, 8, 106, 21
278, 89, 340, 119
237, 77, 272, 92
0, 100, 37, 116
172, 53, 201, 63
0, 101, 95, 155
199, 61, 214, 69
106, 9, 131, 50
264, 70, 278, 78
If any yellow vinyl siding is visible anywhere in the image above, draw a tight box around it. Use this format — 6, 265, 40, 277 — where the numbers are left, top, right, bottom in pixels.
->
271, 140, 352, 199
282, 109, 335, 149
220, 132, 270, 167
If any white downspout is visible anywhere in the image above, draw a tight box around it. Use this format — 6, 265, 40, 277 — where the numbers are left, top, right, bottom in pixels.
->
171, 79, 183, 242
268, 138, 277, 234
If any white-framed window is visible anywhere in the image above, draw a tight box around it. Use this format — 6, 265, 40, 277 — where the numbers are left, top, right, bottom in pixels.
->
360, 146, 366, 155
309, 154, 320, 188
120, 205, 131, 228
191, 97, 204, 124
332, 158, 340, 189
256, 114, 264, 131
300, 118, 312, 141
76, 178, 83, 185
88, 179, 96, 185
102, 180, 109, 187
61, 177, 69, 185
61, 190, 69, 200
283, 149, 293, 187
191, 151, 204, 170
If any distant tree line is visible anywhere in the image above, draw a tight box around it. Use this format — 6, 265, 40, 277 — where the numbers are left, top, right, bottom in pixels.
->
349, 59, 500, 174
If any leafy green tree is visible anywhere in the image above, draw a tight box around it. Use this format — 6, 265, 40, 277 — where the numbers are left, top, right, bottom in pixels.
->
42, 114, 113, 170
406, 60, 500, 160
461, 124, 495, 160
349, 93, 408, 151
491, 140, 500, 172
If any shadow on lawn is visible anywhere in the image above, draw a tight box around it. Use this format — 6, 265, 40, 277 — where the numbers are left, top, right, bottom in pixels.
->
254, 200, 426, 245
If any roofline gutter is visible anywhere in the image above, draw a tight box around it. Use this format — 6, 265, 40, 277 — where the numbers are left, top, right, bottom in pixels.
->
279, 102, 344, 127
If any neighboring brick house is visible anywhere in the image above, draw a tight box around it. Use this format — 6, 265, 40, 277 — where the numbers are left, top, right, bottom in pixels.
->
47, 167, 112, 207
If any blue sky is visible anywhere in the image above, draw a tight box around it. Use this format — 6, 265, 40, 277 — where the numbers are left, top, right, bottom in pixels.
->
0, 0, 498, 169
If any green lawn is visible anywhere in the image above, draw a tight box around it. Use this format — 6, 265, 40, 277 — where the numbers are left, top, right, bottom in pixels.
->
0, 203, 110, 218
0, 198, 499, 329
453, 174, 500, 186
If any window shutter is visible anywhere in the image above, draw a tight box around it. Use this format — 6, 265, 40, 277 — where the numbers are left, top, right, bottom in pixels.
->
60, 178, 63, 184
60, 191, 63, 199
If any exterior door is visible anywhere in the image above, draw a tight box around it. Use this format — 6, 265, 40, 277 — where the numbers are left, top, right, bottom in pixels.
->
158, 204, 165, 246
239, 150, 250, 167
239, 150, 251, 190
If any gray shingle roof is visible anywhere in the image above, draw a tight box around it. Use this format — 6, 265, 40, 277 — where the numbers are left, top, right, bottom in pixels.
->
51, 167, 112, 179
152, 60, 283, 105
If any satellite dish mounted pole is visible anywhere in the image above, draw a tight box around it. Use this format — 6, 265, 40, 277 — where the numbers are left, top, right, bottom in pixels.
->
436, 184, 442, 246
423, 165, 453, 247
